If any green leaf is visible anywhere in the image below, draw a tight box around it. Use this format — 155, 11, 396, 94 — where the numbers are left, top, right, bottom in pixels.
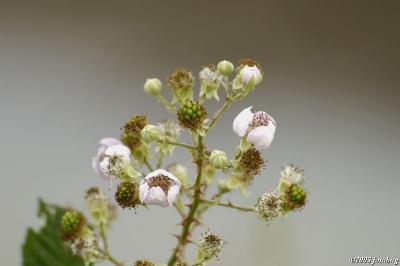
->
22, 198, 86, 266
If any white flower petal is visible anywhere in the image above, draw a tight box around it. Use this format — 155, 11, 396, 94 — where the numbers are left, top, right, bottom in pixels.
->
99, 137, 122, 147
233, 106, 254, 137
144, 169, 180, 183
247, 125, 276, 149
139, 182, 150, 203
144, 187, 169, 207
167, 184, 181, 207
104, 145, 131, 161
241, 66, 262, 85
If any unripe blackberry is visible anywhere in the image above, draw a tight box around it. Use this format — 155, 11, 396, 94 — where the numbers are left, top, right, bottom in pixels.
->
177, 100, 207, 130
115, 181, 141, 209
281, 184, 307, 212
60, 210, 86, 241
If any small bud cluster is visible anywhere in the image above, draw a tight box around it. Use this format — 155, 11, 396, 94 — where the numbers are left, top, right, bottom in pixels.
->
177, 100, 207, 130
115, 181, 141, 209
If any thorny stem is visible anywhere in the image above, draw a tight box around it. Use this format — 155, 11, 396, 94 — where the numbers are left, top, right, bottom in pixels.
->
208, 98, 233, 132
167, 136, 204, 266
157, 94, 177, 113
200, 199, 256, 212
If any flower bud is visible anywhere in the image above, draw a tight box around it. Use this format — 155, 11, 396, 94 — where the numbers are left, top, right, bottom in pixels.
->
217, 60, 234, 76
141, 124, 162, 143
60, 210, 86, 241
209, 150, 229, 169
143, 78, 162, 96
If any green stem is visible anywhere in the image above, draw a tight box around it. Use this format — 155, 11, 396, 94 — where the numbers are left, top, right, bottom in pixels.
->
208, 98, 233, 132
157, 94, 177, 113
200, 199, 255, 212
164, 139, 197, 150
144, 158, 154, 172
167, 136, 204, 266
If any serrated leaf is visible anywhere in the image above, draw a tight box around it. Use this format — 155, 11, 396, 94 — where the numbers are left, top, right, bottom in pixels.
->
22, 198, 86, 266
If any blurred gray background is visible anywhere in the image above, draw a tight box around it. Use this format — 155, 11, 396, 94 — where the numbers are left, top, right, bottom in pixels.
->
1, 0, 399, 265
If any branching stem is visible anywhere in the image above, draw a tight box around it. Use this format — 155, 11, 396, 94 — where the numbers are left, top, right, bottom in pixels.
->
200, 199, 255, 212
167, 136, 204, 266
208, 98, 233, 132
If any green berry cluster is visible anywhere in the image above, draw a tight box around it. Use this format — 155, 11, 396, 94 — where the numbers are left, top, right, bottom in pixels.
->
115, 181, 141, 209
281, 184, 307, 212
177, 100, 207, 130
60, 210, 86, 241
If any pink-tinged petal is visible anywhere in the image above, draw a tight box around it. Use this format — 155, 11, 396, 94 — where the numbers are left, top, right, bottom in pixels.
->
247, 125, 276, 149
104, 145, 131, 161
233, 106, 253, 137
167, 184, 181, 206
144, 187, 169, 207
99, 137, 122, 147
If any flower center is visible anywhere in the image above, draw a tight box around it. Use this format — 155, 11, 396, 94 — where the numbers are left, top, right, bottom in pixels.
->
106, 155, 124, 176
249, 111, 274, 128
148, 175, 174, 194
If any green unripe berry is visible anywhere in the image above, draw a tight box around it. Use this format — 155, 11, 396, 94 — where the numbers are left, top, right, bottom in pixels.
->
177, 100, 207, 130
60, 210, 86, 241
217, 60, 234, 76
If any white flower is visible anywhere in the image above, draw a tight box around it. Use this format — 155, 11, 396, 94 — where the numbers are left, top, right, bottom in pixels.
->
232, 106, 276, 149
92, 138, 131, 180
240, 65, 262, 86
139, 169, 181, 207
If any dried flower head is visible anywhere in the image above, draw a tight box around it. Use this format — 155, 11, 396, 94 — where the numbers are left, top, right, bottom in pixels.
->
115, 181, 141, 209
70, 230, 102, 264
280, 164, 305, 185
60, 210, 86, 241
177, 100, 207, 130
239, 148, 266, 176
123, 115, 149, 135
199, 65, 222, 101
255, 191, 282, 224
133, 259, 155, 266
167, 68, 194, 102
85, 187, 109, 225
197, 231, 226, 262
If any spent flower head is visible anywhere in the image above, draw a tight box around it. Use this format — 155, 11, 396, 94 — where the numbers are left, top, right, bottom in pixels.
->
196, 231, 226, 263
239, 147, 266, 177
115, 181, 141, 210
167, 68, 194, 103
133, 259, 155, 266
199, 65, 222, 101
255, 191, 282, 224
70, 229, 102, 264
85, 187, 109, 225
